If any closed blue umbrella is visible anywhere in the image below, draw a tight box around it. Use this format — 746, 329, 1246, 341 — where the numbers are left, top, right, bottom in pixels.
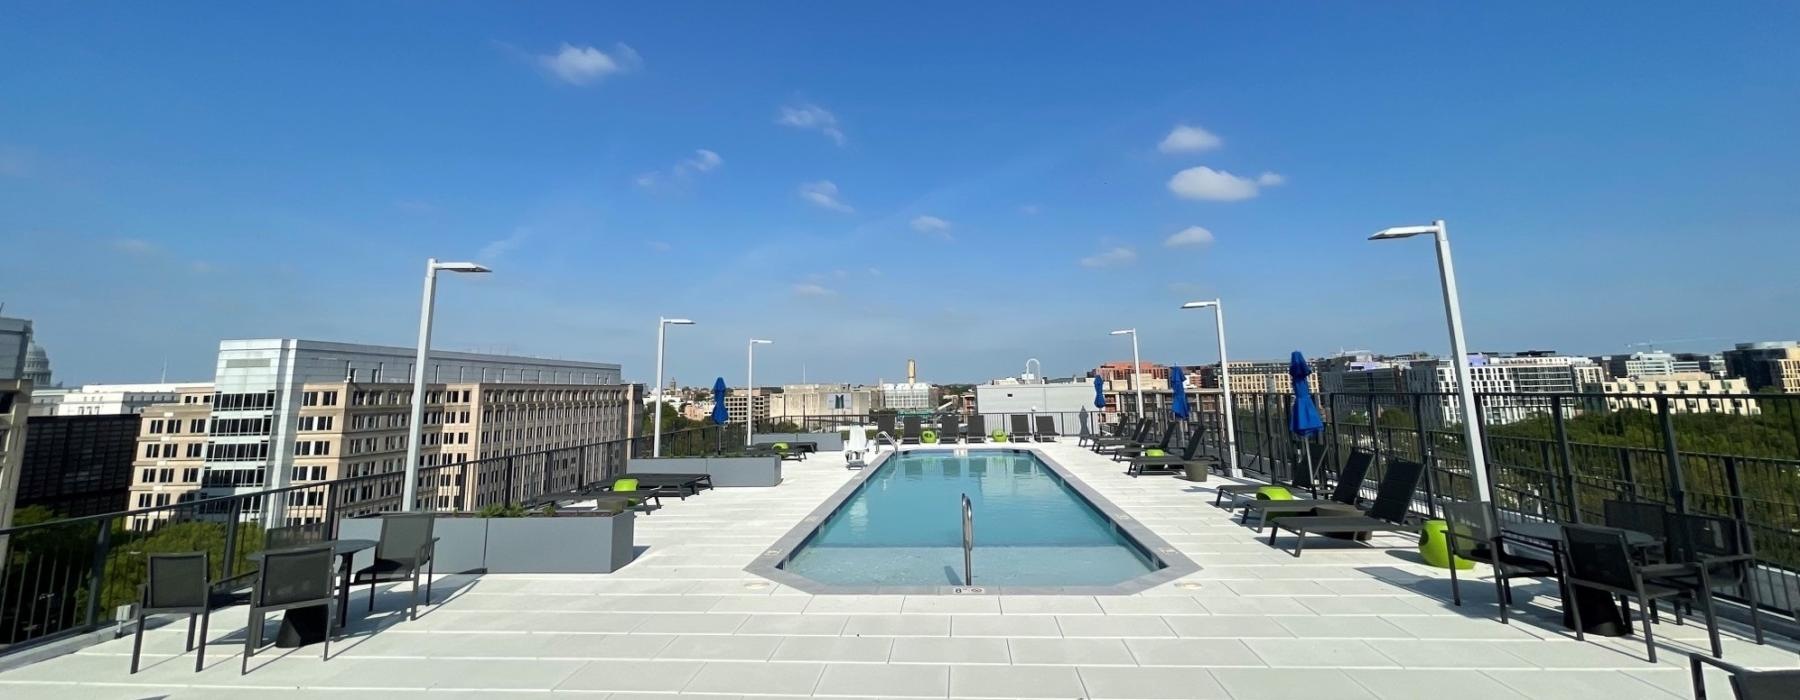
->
1169, 365, 1190, 421
1092, 373, 1106, 409
1288, 351, 1324, 495
711, 377, 730, 424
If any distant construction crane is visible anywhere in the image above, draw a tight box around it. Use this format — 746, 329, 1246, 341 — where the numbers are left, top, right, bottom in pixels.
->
1624, 336, 1732, 352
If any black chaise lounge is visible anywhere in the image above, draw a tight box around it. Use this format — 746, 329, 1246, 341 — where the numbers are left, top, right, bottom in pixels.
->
900, 416, 923, 444
1233, 450, 1375, 530
1266, 458, 1426, 556
606, 473, 713, 498
1009, 414, 1036, 442
1215, 448, 1366, 506
1034, 415, 1061, 442
939, 415, 961, 443
1124, 427, 1218, 477
874, 414, 899, 447
1090, 418, 1146, 453
749, 442, 807, 461
965, 415, 988, 443
1113, 423, 1177, 461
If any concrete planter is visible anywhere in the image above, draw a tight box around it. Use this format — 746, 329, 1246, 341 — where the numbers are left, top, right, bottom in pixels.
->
628, 455, 782, 487
337, 512, 637, 574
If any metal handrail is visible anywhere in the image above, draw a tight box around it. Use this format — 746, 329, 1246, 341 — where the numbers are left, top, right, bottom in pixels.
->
961, 493, 974, 586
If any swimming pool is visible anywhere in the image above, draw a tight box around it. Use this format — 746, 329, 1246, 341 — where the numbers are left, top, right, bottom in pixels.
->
758, 449, 1195, 592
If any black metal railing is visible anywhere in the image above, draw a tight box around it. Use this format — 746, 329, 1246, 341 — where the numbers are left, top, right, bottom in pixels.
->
0, 423, 734, 650
1211, 389, 1800, 621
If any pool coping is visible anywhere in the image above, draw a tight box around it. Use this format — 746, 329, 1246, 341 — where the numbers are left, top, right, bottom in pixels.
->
744, 445, 1202, 595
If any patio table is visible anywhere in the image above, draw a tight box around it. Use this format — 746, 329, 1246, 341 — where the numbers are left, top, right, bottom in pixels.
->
248, 538, 376, 646
1501, 521, 1658, 637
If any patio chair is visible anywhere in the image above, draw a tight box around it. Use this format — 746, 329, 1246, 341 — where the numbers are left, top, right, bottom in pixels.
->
351, 513, 438, 621
1265, 459, 1426, 556
131, 552, 243, 674
844, 426, 870, 468
599, 477, 662, 512
1561, 523, 1720, 663
1235, 450, 1375, 530
1214, 446, 1357, 506
1112, 422, 1176, 461
1661, 512, 1767, 654
265, 524, 325, 550
1009, 414, 1036, 442
1125, 427, 1210, 477
899, 416, 923, 444
965, 414, 988, 443
1690, 654, 1800, 699
1034, 415, 1060, 442
242, 544, 337, 674
1604, 499, 1672, 562
1441, 500, 1559, 623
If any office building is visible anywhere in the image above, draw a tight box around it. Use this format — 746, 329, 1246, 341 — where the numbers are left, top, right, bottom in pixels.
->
121, 339, 626, 526
1316, 352, 1414, 396
1596, 373, 1758, 416
1, 317, 34, 534
1196, 360, 1319, 395
1723, 341, 1800, 393
18, 414, 142, 518
770, 383, 879, 421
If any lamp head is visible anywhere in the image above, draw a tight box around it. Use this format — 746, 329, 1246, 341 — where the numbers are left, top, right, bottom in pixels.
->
750, 339, 773, 345
434, 261, 492, 274
662, 318, 696, 326
1369, 224, 1441, 240
1109, 329, 1135, 336
1180, 300, 1218, 310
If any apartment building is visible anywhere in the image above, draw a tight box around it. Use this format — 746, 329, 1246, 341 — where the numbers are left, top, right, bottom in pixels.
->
1724, 342, 1800, 393
1408, 352, 1603, 426
723, 389, 771, 426
122, 339, 625, 527
1195, 360, 1321, 395
45, 382, 210, 416
1596, 373, 1759, 416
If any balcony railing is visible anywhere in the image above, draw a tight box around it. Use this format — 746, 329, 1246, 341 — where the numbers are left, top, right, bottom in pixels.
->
0, 423, 736, 650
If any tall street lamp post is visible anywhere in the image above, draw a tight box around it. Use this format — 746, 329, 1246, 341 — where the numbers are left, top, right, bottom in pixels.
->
1181, 300, 1241, 478
403, 258, 491, 512
651, 317, 696, 458
1109, 329, 1144, 415
747, 339, 773, 446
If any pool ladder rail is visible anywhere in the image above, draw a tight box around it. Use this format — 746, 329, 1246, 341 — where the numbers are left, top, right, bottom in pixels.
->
961, 493, 974, 586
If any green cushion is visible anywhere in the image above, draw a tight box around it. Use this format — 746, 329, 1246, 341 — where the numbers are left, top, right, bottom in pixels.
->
1144, 449, 1167, 457
1255, 486, 1293, 501
773, 442, 789, 451
615, 477, 639, 492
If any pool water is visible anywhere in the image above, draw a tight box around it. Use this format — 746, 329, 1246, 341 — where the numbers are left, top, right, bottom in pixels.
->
780, 450, 1160, 587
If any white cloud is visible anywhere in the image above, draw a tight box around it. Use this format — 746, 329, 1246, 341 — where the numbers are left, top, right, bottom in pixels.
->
1158, 124, 1222, 153
776, 103, 846, 145
1164, 225, 1215, 248
798, 181, 854, 213
792, 282, 837, 297
910, 215, 952, 237
1079, 246, 1138, 268
539, 43, 641, 85
479, 228, 530, 260
1167, 166, 1283, 201
682, 149, 723, 173
633, 173, 659, 188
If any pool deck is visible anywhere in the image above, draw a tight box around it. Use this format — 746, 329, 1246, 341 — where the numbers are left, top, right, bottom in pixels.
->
2, 441, 1795, 699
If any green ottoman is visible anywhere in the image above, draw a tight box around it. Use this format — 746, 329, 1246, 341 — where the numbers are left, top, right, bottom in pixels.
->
1418, 519, 1473, 569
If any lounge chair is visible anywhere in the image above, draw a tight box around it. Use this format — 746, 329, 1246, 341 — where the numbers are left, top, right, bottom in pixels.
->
1091, 418, 1149, 453
1266, 459, 1426, 556
1112, 422, 1176, 461
749, 442, 807, 461
965, 415, 988, 443
938, 415, 961, 444
1034, 415, 1060, 442
874, 414, 898, 448
1009, 414, 1036, 442
900, 416, 923, 444
607, 473, 712, 498
1125, 427, 1215, 477
844, 426, 870, 468
1233, 450, 1375, 530
1215, 448, 1367, 507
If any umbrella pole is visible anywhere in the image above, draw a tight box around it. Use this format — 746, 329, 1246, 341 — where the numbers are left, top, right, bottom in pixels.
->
1303, 439, 1318, 499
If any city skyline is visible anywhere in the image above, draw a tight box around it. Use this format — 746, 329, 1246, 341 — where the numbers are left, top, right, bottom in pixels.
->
6, 3, 1798, 385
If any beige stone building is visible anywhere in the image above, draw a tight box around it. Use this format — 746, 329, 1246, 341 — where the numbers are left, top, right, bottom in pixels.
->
1597, 373, 1760, 416
127, 380, 636, 529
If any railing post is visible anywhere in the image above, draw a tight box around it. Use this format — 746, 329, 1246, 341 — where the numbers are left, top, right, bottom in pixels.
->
504, 456, 516, 506
1657, 395, 1688, 514
1722, 456, 1749, 526
221, 498, 243, 579
1366, 395, 1380, 459
324, 482, 339, 539
1550, 395, 1580, 523
1412, 393, 1438, 518
82, 518, 112, 628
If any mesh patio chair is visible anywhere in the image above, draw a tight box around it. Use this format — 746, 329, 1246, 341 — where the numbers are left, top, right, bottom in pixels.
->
131, 552, 243, 673
1561, 524, 1719, 664
351, 513, 438, 621
242, 544, 337, 674
1034, 415, 1060, 442
1691, 654, 1800, 699
1660, 512, 1767, 655
900, 416, 923, 444
939, 415, 961, 443
1441, 501, 1559, 624
965, 415, 988, 443
1603, 499, 1671, 562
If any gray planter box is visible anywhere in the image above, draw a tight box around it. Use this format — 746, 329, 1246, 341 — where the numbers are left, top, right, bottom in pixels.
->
629, 455, 782, 487
337, 512, 637, 574
752, 431, 845, 451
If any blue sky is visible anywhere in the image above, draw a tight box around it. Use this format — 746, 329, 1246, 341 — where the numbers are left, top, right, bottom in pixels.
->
4, 3, 1798, 386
